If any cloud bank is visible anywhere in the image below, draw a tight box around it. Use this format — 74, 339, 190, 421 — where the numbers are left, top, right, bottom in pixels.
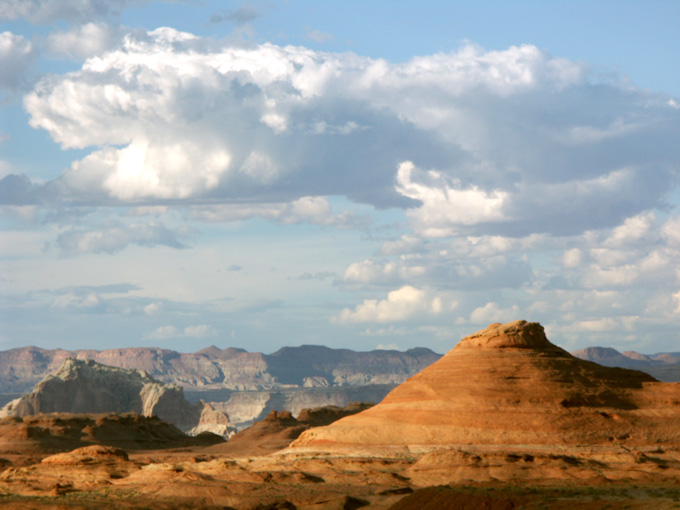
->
16, 32, 677, 240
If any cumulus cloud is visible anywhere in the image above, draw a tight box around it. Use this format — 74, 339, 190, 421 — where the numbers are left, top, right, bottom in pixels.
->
47, 22, 124, 59
468, 302, 521, 325
0, 32, 37, 93
343, 233, 535, 291
19, 33, 677, 242
55, 221, 194, 254
333, 286, 446, 324
395, 161, 508, 237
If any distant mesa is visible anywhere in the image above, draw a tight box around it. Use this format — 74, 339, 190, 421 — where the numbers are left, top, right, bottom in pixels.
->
292, 320, 680, 449
0, 343, 441, 393
572, 345, 680, 381
0, 358, 235, 438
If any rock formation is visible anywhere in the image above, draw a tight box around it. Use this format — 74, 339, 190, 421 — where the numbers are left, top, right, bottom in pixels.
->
0, 345, 439, 429
0, 344, 441, 393
0, 413, 224, 458
0, 359, 235, 438
292, 320, 680, 449
203, 383, 394, 429
214, 402, 374, 455
573, 346, 680, 382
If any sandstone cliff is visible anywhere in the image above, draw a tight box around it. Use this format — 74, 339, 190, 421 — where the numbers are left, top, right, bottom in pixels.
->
0, 345, 441, 393
199, 384, 395, 429
292, 320, 680, 449
0, 359, 235, 438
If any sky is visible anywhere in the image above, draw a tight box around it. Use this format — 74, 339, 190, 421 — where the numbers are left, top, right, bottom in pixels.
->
1, 0, 679, 355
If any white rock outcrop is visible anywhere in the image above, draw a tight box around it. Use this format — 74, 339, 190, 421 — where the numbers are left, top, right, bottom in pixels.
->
0, 358, 235, 438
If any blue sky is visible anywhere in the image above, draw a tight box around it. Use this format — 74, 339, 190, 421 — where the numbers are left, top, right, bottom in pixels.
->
1, 0, 679, 354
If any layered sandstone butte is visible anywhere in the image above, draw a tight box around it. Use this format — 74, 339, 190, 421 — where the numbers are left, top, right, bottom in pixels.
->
0, 358, 235, 438
293, 320, 680, 448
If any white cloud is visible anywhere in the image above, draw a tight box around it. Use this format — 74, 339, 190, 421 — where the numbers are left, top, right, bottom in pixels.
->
395, 161, 508, 237
143, 302, 161, 315
145, 324, 216, 340
0, 32, 36, 92
189, 196, 367, 229
572, 317, 639, 333
468, 302, 521, 325
19, 33, 678, 240
55, 221, 193, 254
562, 248, 583, 268
51, 292, 100, 310
333, 286, 445, 324
662, 216, 680, 245
603, 212, 657, 248
145, 325, 179, 340
342, 258, 427, 287
47, 22, 123, 59
184, 324, 217, 338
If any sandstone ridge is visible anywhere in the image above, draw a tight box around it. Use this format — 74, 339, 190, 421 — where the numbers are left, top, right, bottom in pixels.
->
292, 320, 680, 449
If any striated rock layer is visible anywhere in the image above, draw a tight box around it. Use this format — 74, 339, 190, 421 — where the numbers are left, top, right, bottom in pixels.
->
293, 320, 680, 449
0, 358, 235, 438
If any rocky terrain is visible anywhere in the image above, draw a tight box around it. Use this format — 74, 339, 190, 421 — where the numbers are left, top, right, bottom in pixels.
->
0, 413, 224, 464
3, 341, 678, 431
573, 345, 680, 381
293, 320, 680, 449
0, 320, 679, 509
0, 344, 440, 429
211, 402, 375, 456
198, 384, 395, 429
0, 358, 235, 438
0, 344, 441, 393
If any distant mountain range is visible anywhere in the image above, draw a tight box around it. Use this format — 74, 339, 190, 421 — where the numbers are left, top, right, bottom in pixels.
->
571, 346, 680, 382
1, 342, 677, 430
2, 343, 679, 396
0, 344, 441, 394
0, 358, 234, 437
0, 345, 441, 430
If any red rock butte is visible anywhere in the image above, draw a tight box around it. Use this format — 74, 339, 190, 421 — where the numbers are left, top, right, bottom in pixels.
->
292, 320, 680, 449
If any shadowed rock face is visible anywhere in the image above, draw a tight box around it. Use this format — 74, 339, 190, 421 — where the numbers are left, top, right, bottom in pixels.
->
0, 412, 224, 455
0, 359, 235, 438
292, 320, 680, 449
